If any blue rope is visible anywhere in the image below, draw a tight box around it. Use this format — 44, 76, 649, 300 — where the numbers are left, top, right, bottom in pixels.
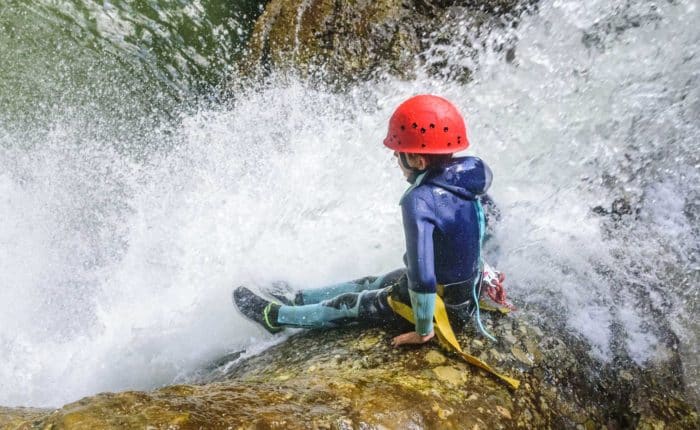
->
473, 200, 496, 341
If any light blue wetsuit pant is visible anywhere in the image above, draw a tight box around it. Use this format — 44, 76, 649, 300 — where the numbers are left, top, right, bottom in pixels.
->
276, 269, 404, 328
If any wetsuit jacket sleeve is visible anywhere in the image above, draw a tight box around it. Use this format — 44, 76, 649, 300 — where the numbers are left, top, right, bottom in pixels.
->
401, 192, 437, 335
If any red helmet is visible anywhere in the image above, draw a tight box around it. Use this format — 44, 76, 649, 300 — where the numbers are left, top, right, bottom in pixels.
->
383, 95, 469, 154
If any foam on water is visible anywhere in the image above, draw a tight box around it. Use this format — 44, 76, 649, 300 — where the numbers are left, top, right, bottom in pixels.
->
0, 84, 408, 406
464, 0, 699, 397
0, 0, 698, 408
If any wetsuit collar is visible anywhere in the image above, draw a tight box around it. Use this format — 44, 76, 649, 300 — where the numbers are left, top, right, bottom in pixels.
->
400, 170, 428, 204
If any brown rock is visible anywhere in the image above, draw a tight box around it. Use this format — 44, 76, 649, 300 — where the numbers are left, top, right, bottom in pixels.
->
432, 365, 466, 385
240, 0, 528, 85
425, 350, 447, 365
2, 320, 697, 429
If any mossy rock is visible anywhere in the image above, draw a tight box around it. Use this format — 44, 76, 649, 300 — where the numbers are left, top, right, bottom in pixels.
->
4, 314, 697, 429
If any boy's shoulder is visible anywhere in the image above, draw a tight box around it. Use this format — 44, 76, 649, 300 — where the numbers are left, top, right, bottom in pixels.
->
400, 178, 435, 208
411, 156, 493, 204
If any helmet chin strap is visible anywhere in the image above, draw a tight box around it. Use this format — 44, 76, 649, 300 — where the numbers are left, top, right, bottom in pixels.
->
399, 152, 426, 184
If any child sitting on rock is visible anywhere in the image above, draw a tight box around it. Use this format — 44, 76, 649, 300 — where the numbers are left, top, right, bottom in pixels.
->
234, 94, 509, 349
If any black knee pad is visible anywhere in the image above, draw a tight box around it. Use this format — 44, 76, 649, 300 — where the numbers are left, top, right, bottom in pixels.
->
379, 269, 407, 288
357, 288, 395, 324
349, 275, 378, 286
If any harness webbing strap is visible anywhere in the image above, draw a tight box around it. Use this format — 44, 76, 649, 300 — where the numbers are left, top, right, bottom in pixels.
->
387, 294, 520, 389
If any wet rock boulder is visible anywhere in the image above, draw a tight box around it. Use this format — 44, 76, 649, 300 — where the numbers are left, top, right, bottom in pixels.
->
241, 0, 529, 84
2, 313, 697, 429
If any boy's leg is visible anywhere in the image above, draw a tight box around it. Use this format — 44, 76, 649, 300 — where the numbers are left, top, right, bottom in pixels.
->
295, 269, 404, 305
277, 270, 405, 328
276, 291, 367, 327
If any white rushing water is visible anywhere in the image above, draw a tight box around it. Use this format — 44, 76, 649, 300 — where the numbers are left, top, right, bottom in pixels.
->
1, 0, 698, 407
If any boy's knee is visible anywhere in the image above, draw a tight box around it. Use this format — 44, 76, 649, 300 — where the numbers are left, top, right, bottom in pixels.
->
323, 293, 360, 310
357, 289, 394, 322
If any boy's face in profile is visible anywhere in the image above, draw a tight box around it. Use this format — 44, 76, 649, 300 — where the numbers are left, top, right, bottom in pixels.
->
393, 151, 428, 179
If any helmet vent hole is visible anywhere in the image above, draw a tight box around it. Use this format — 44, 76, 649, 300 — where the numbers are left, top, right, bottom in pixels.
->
412, 123, 418, 129
420, 128, 426, 134
400, 125, 405, 130
447, 142, 452, 146
443, 127, 449, 132
430, 123, 435, 129
421, 144, 426, 148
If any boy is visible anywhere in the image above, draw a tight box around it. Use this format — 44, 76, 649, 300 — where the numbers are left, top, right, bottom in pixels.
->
234, 95, 501, 348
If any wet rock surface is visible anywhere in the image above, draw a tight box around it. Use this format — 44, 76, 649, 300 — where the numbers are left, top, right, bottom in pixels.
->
2, 312, 697, 429
240, 0, 533, 85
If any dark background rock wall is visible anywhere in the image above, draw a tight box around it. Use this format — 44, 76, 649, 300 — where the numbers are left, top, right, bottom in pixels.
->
241, 0, 533, 85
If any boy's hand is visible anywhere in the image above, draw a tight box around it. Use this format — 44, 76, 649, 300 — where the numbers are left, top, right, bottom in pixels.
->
391, 331, 435, 347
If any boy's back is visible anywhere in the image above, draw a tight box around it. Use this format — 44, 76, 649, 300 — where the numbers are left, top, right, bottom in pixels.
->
401, 156, 493, 303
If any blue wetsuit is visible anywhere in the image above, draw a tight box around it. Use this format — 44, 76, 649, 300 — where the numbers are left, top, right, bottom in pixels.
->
275, 156, 493, 333
401, 156, 492, 334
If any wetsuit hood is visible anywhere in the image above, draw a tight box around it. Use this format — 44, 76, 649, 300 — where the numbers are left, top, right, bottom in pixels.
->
423, 156, 492, 200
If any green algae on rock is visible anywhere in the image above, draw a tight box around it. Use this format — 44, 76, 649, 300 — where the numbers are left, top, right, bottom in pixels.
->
0, 407, 51, 430
4, 314, 697, 429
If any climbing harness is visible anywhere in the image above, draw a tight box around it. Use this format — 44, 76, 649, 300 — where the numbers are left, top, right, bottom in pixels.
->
387, 294, 520, 389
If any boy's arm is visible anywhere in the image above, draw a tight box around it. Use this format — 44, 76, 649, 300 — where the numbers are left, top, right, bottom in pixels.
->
401, 194, 437, 336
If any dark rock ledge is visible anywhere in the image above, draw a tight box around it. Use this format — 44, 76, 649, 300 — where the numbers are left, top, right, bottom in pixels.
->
2, 313, 697, 429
